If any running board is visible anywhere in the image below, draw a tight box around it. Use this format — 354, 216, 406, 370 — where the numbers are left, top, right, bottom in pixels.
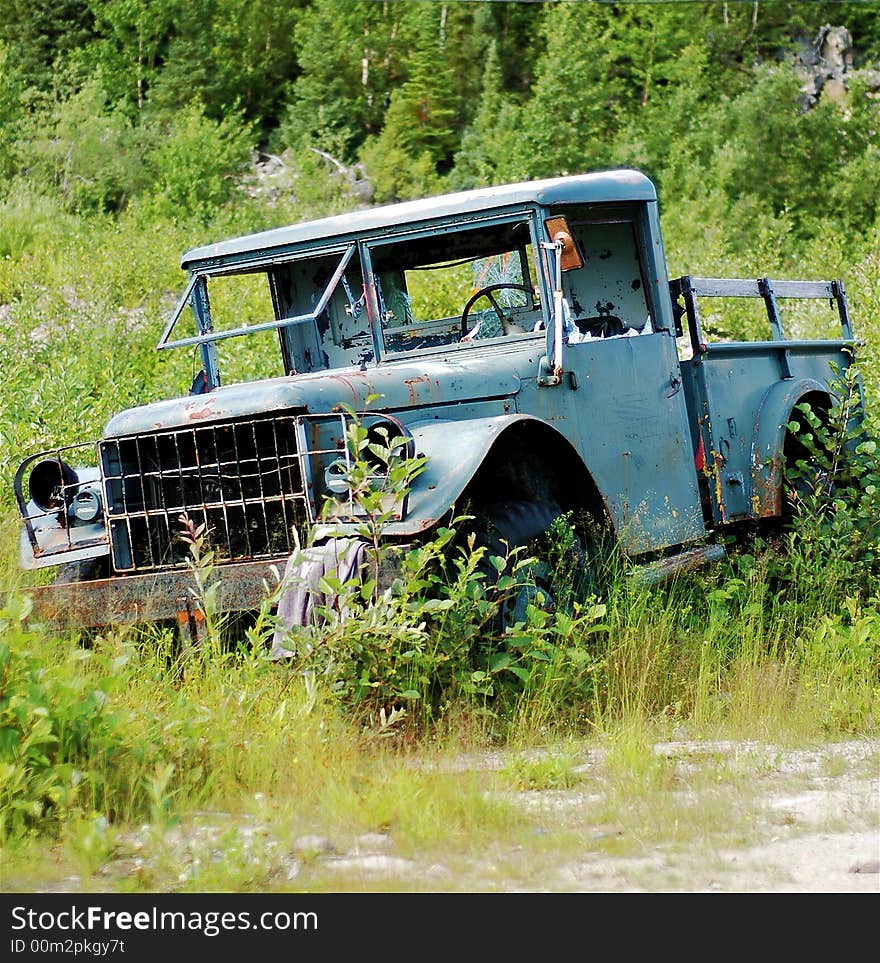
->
629, 543, 726, 586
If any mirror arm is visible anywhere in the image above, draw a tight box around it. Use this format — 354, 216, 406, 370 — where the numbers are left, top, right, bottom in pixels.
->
551, 239, 564, 374
538, 239, 565, 385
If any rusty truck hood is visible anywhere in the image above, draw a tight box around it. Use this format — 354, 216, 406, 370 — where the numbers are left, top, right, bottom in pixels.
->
103, 356, 523, 436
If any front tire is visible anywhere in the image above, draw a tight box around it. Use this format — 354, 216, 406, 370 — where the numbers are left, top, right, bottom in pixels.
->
468, 499, 594, 627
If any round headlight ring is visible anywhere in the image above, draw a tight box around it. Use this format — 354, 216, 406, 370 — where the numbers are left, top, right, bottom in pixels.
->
72, 489, 103, 524
324, 458, 352, 494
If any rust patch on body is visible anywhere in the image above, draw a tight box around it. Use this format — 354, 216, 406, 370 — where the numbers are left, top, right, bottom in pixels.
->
751, 450, 783, 516
403, 376, 427, 406
182, 397, 218, 423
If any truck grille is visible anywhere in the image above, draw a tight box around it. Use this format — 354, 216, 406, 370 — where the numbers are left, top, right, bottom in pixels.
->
100, 414, 308, 572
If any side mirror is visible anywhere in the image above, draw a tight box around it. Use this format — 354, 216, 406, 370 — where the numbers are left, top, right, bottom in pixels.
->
544, 217, 583, 272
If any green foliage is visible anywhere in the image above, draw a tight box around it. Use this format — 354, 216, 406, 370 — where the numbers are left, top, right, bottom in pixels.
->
139, 0, 302, 132
449, 40, 526, 190
0, 42, 26, 181
0, 0, 877, 266
0, 287, 172, 504
141, 100, 255, 221
0, 184, 74, 263
0, 0, 95, 93
13, 79, 151, 214
783, 360, 880, 589
698, 69, 863, 234
501, 748, 583, 791
5, 79, 255, 219
275, 0, 414, 160
272, 413, 610, 726
73, 0, 177, 115
359, 138, 443, 205
0, 594, 125, 841
358, 11, 460, 202
519, 2, 713, 178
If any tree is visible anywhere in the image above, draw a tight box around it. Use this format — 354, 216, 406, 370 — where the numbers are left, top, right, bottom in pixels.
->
79, 0, 178, 115
358, 7, 460, 201
0, 41, 26, 182
273, 0, 416, 161
0, 0, 95, 93
518, 1, 729, 179
449, 39, 526, 190
156, 0, 300, 127
141, 99, 255, 221
17, 78, 150, 213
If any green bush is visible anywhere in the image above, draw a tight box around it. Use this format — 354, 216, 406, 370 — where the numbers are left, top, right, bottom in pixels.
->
141, 100, 255, 221
13, 80, 152, 215
783, 359, 880, 591
267, 414, 610, 726
0, 595, 129, 841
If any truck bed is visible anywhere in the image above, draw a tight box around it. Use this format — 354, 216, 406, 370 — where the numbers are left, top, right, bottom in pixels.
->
670, 275, 860, 525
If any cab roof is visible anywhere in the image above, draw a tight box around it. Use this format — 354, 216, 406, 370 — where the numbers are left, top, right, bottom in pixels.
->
180, 168, 656, 270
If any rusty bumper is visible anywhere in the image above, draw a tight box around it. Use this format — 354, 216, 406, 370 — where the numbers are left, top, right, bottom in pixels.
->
22, 559, 285, 632
20, 544, 409, 639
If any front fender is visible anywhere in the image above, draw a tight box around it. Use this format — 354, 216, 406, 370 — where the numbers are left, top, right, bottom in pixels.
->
314, 413, 546, 539
750, 377, 832, 516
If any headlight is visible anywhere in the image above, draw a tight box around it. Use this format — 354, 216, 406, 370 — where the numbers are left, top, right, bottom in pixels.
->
324, 458, 352, 494
70, 488, 103, 524
28, 458, 79, 511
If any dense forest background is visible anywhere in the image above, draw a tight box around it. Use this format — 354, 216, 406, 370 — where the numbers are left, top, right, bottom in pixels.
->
3, 1, 880, 239
1, 0, 880, 489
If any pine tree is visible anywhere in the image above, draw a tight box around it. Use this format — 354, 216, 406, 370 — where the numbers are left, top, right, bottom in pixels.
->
358, 6, 460, 201
274, 0, 415, 162
0, 0, 95, 92
449, 39, 527, 190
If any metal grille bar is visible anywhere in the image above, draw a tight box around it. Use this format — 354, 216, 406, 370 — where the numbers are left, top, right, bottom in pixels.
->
100, 413, 307, 572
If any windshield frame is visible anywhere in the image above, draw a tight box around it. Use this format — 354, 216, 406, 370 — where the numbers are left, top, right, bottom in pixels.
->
361, 208, 548, 362
157, 242, 358, 353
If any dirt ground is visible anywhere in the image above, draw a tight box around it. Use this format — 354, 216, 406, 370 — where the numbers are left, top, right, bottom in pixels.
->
7, 738, 878, 894
392, 737, 880, 893
504, 738, 880, 893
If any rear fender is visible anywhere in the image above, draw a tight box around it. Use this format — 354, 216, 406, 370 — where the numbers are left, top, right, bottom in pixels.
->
750, 378, 834, 517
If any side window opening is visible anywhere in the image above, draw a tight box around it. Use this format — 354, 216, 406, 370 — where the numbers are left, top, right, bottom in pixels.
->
161, 244, 368, 385
194, 272, 285, 383
552, 206, 653, 342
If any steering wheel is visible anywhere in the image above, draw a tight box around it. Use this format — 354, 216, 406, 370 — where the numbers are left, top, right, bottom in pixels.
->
460, 283, 535, 340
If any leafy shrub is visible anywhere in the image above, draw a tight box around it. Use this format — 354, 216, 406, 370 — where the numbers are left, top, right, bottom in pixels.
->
268, 412, 609, 727
141, 100, 255, 221
783, 359, 880, 590
0, 185, 73, 262
0, 595, 128, 841
14, 80, 152, 215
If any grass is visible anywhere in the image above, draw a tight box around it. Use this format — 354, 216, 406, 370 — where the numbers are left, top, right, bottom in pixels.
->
1, 525, 878, 893
3, 425, 879, 890
1, 175, 879, 893
3, 715, 874, 892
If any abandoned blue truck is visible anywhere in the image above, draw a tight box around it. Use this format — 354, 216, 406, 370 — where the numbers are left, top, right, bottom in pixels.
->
14, 169, 862, 640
